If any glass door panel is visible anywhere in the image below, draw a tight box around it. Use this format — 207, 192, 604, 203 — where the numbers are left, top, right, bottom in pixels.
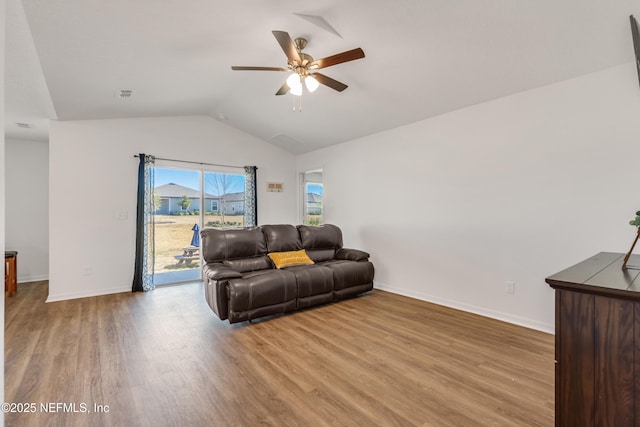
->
152, 167, 202, 285
203, 171, 246, 229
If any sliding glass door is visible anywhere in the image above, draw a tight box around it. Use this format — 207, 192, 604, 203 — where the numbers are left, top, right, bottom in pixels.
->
150, 164, 247, 286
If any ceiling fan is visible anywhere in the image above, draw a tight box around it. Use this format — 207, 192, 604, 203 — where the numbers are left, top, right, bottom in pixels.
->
231, 30, 365, 96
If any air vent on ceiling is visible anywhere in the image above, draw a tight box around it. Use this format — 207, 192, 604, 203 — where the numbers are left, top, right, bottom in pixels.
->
269, 133, 300, 146
16, 122, 31, 129
116, 89, 133, 99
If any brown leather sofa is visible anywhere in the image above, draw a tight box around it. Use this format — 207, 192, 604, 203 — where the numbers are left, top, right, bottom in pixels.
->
201, 224, 374, 323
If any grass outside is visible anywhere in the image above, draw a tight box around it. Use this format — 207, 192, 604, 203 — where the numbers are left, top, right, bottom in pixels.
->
153, 214, 244, 273
306, 215, 323, 225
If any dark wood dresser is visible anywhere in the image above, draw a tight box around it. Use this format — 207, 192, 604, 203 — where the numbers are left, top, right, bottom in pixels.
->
546, 252, 640, 427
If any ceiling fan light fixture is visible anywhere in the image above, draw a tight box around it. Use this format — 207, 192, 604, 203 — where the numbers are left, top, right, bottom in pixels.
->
231, 30, 365, 99
305, 75, 319, 92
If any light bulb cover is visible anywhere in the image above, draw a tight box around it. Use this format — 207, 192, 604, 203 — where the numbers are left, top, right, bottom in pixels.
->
286, 73, 302, 96
305, 75, 319, 92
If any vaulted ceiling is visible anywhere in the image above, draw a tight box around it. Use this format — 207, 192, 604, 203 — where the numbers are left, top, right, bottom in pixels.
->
6, 0, 640, 153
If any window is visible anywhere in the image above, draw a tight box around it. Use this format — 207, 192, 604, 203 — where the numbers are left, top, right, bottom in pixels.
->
302, 170, 323, 225
210, 200, 219, 212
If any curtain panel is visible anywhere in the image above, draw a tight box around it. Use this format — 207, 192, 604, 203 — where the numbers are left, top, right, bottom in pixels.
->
244, 166, 258, 227
132, 154, 156, 292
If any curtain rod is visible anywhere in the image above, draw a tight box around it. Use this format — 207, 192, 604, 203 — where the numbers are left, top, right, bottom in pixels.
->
133, 154, 247, 170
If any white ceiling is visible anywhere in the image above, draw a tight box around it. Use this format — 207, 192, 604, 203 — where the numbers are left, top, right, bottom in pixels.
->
5, 0, 640, 153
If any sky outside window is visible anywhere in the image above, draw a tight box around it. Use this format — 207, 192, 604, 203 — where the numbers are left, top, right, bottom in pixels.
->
154, 168, 244, 195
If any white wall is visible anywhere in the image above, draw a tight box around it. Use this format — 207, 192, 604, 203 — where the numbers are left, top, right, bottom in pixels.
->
5, 138, 49, 282
298, 63, 640, 333
49, 115, 297, 302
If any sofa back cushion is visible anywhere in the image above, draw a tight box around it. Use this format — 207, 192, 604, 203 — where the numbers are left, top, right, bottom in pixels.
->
297, 224, 343, 262
201, 227, 270, 272
261, 224, 302, 252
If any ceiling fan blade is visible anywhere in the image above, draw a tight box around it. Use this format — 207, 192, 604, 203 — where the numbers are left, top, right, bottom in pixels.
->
272, 30, 301, 64
310, 48, 365, 70
630, 16, 640, 86
231, 66, 288, 71
275, 82, 290, 96
313, 73, 348, 92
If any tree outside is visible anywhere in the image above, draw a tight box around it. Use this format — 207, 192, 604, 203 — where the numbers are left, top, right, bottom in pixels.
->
153, 192, 162, 213
207, 173, 233, 224
178, 195, 191, 211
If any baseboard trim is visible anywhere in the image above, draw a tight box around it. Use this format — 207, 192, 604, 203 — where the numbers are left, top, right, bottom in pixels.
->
46, 286, 130, 303
18, 274, 49, 284
374, 282, 554, 334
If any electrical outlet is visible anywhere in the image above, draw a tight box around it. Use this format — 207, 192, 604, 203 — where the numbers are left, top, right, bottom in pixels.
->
117, 211, 128, 220
82, 266, 91, 276
505, 281, 515, 294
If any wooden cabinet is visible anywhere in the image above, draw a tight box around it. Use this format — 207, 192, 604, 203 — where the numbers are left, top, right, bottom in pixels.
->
5, 251, 17, 297
546, 252, 640, 427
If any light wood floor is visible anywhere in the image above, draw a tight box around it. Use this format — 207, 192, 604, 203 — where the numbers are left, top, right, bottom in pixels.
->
5, 281, 554, 427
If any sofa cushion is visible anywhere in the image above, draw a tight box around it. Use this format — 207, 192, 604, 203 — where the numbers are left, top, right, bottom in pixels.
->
285, 265, 334, 308
227, 269, 297, 314
268, 249, 314, 269
322, 260, 375, 297
201, 227, 267, 263
298, 224, 343, 262
262, 224, 302, 252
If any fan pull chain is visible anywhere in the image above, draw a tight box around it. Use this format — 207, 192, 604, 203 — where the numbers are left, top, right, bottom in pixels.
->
291, 94, 303, 112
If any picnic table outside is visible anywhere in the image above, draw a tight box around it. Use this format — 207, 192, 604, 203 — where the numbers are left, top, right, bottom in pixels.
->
174, 245, 200, 264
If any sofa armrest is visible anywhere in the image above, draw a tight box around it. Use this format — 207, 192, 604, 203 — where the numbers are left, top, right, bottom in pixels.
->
202, 262, 243, 280
336, 248, 370, 261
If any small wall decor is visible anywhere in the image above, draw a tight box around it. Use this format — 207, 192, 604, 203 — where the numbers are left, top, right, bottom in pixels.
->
267, 182, 284, 192
622, 210, 640, 269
